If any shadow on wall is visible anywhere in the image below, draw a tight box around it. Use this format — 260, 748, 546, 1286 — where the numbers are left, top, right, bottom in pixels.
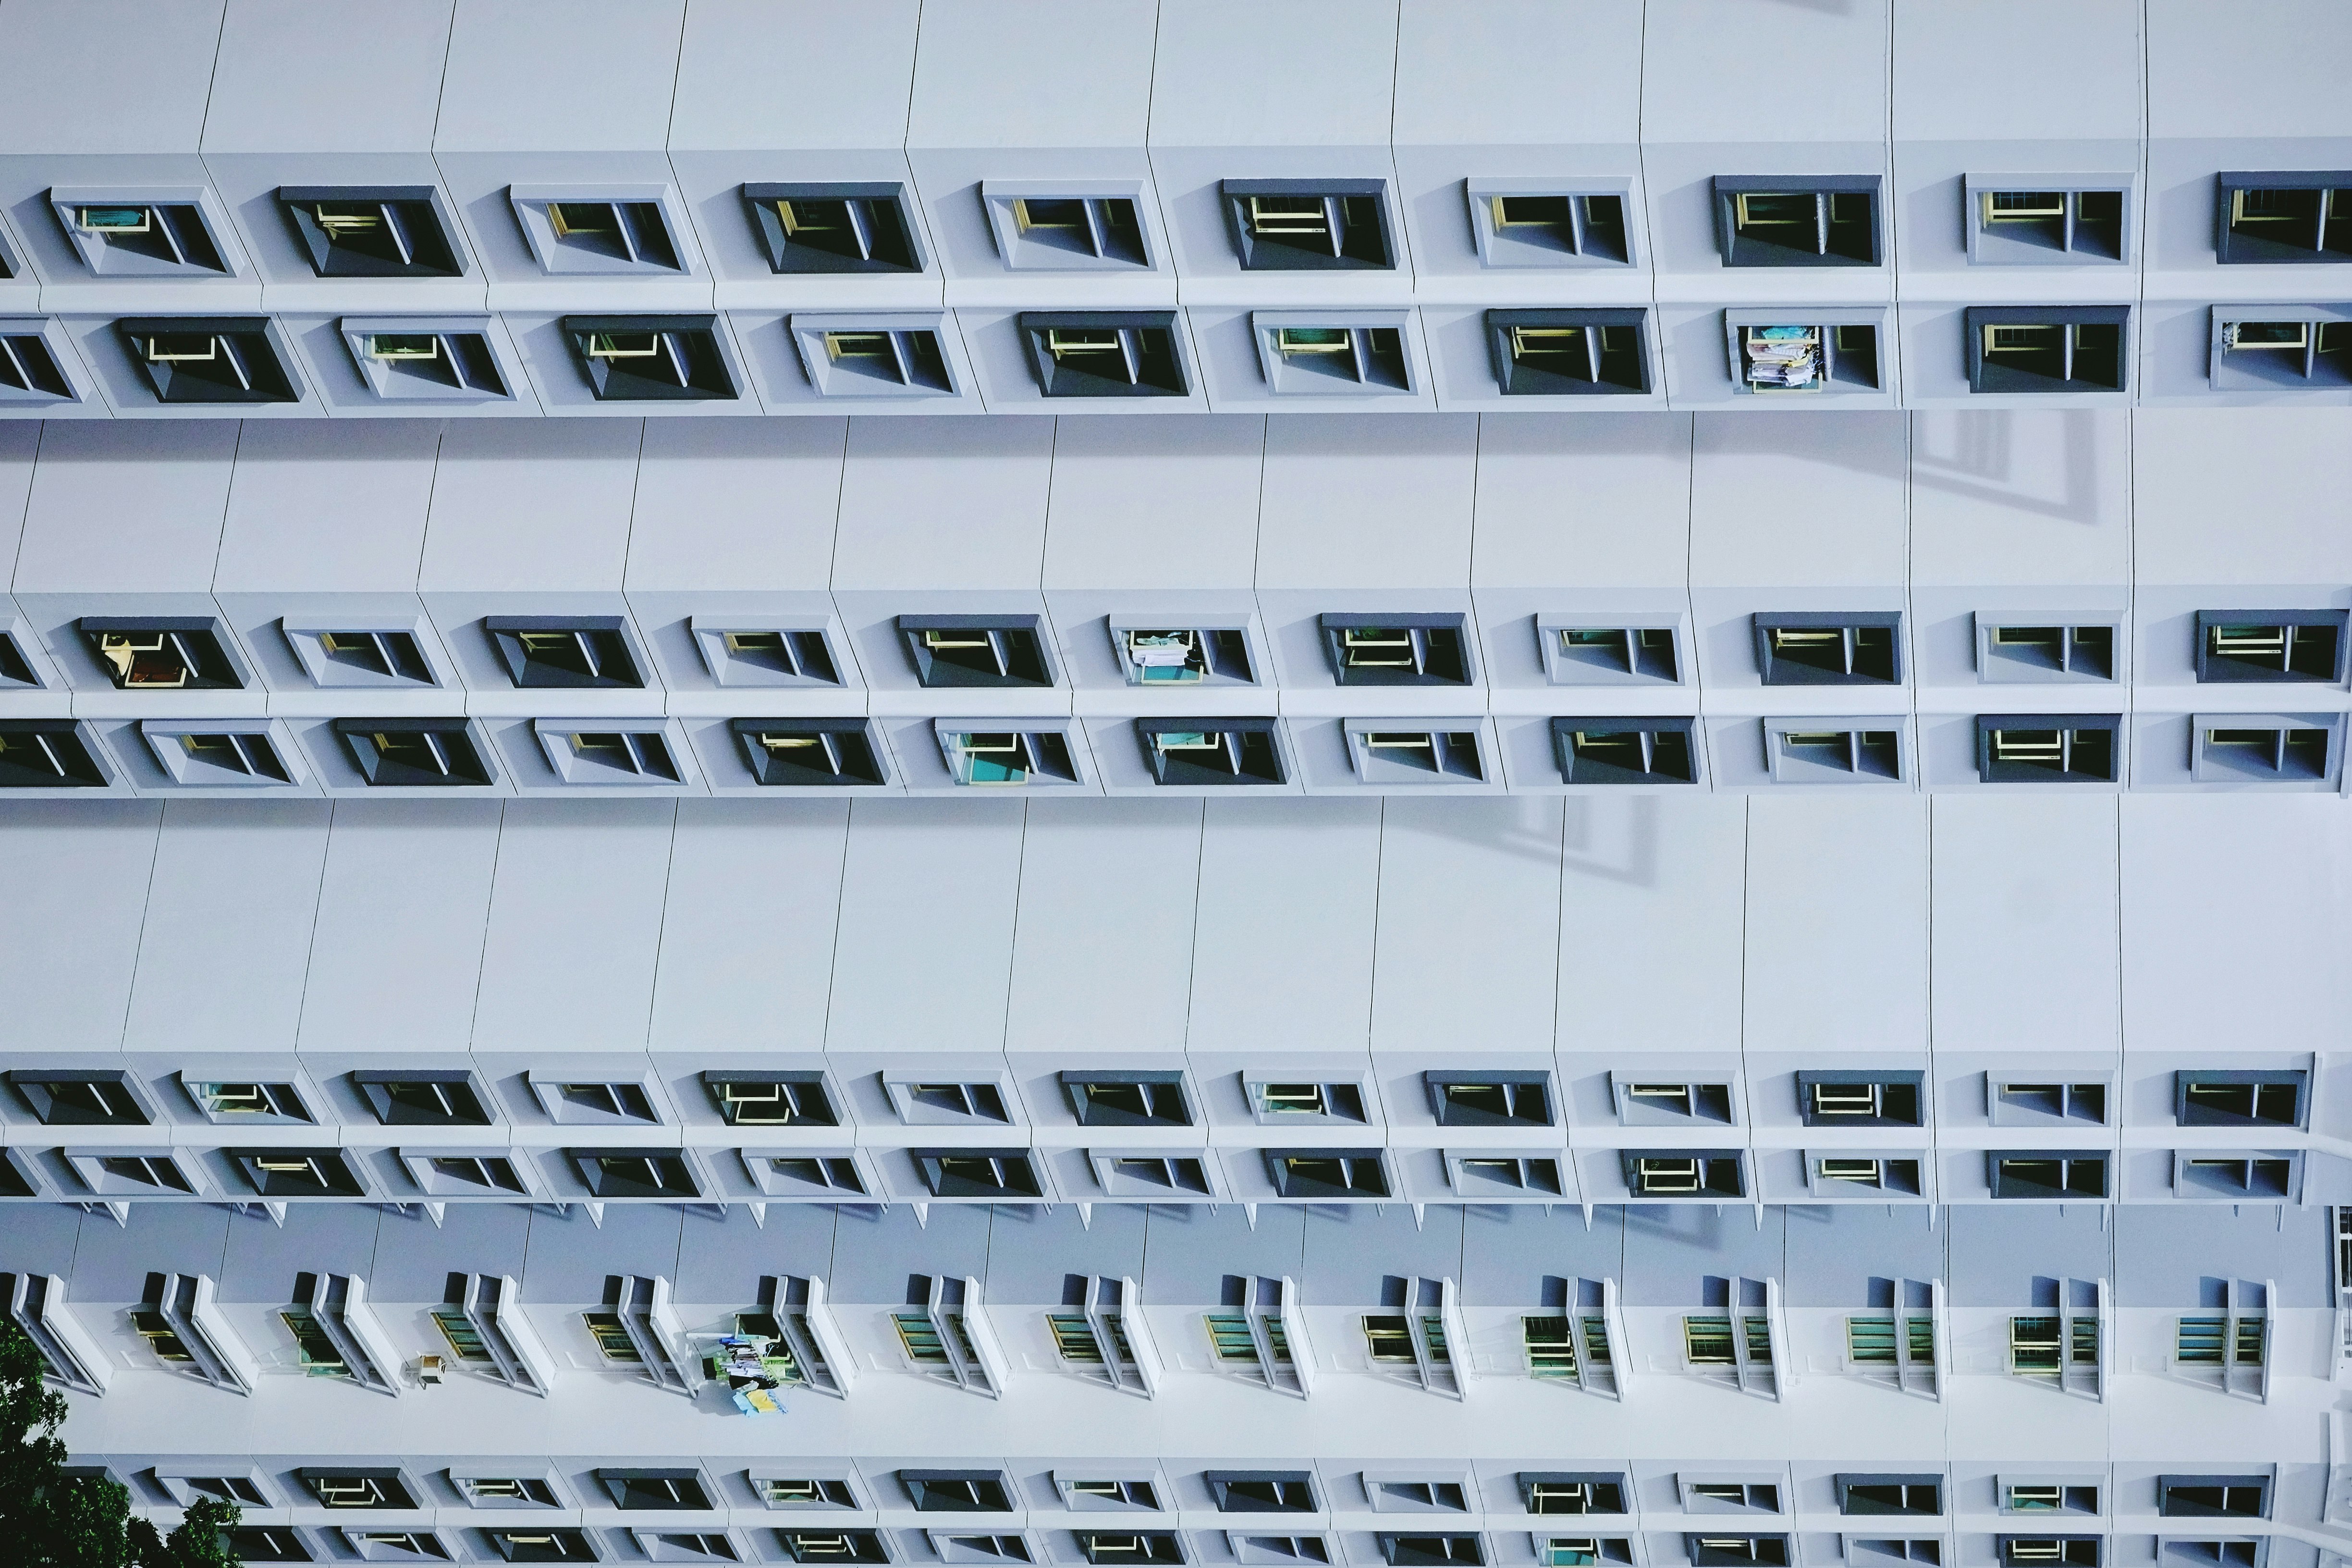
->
1913, 409, 2105, 524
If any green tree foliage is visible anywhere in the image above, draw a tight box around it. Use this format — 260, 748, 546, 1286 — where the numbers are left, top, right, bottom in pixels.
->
0, 1319, 240, 1566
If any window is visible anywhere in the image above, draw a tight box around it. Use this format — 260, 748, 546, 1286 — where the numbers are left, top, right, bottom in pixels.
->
185, 1079, 311, 1124
1370, 1480, 1469, 1513
1523, 1476, 1626, 1516
1686, 1539, 1789, 1567
1714, 176, 1881, 265
1765, 722, 1906, 784
133, 721, 301, 788
1992, 1080, 2108, 1126
757, 1479, 858, 1510
583, 1311, 641, 1361
0, 627, 41, 687
1541, 622, 1682, 686
1685, 1483, 1779, 1514
1811, 1157, 1923, 1197
1726, 314, 1884, 394
1966, 307, 2130, 394
1321, 615, 1470, 685
1248, 1079, 1367, 1123
937, 725, 1081, 787
1974, 716, 2122, 784
230, 1528, 321, 1563
303, 1470, 417, 1509
778, 1532, 890, 1564
1797, 1072, 1923, 1127
1623, 1152, 1743, 1198
1206, 1473, 1318, 1513
1265, 1149, 1389, 1198
1138, 720, 1289, 786
1975, 622, 2116, 683
162, 1475, 270, 1507
1447, 1155, 1565, 1196
52, 191, 233, 275
1020, 313, 1189, 397
635, 1535, 742, 1565
484, 1529, 597, 1562
2177, 1313, 2263, 1366
1999, 1542, 2100, 1568
1538, 1541, 1634, 1568
1752, 613, 1901, 685
1837, 1478, 1941, 1517
1346, 724, 1488, 785
1223, 181, 1393, 269
0, 717, 77, 786
1253, 315, 1414, 394
912, 1151, 1044, 1200
2157, 1544, 2263, 1568
2008, 1321, 2101, 1379
1075, 1535, 1183, 1565
749, 1154, 870, 1197
117, 318, 299, 403
2193, 610, 2348, 683
563, 316, 737, 401
1615, 1079, 1735, 1124
779, 318, 953, 400
522, 1076, 657, 1127
483, 617, 646, 689
983, 189, 1151, 270
0, 324, 75, 403
701, 1072, 835, 1127
568, 1150, 703, 1199
75, 1154, 198, 1196
2157, 1479, 2268, 1519
884, 1078, 1013, 1125
2216, 173, 2352, 263
746, 183, 922, 273
405, 1153, 530, 1196
1523, 1316, 1578, 1379
1966, 179, 2130, 263
1990, 1153, 2107, 1199
78, 617, 245, 690
340, 318, 511, 403
601, 1470, 713, 1510
2178, 1071, 2305, 1127
932, 1538, 1032, 1565
2177, 1155, 2296, 1199
1063, 1072, 1192, 1127
1425, 1072, 1552, 1128
230, 1149, 367, 1198
905, 1473, 1014, 1513
731, 720, 890, 786
2210, 307, 2352, 389
336, 718, 498, 787
1233, 1540, 1331, 1566
281, 623, 437, 689
534, 723, 687, 787
1364, 1317, 1418, 1363
279, 185, 462, 276
898, 615, 1054, 688
1553, 718, 1701, 785
687, 622, 840, 687
1059, 1478, 1161, 1512
1485, 310, 1651, 395
354, 1071, 490, 1127
1378, 1537, 1484, 1567
511, 188, 686, 274
8, 1071, 153, 1126
1109, 624, 1255, 686
1465, 182, 1633, 267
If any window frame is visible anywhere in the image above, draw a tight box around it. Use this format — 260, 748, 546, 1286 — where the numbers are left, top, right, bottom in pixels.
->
1973, 714, 2124, 784
1712, 175, 1883, 268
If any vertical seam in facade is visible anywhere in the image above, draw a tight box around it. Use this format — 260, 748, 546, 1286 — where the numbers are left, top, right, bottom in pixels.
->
638, 799, 682, 1050
287, 797, 338, 1051
117, 800, 170, 1049
464, 801, 510, 1050
817, 800, 855, 1051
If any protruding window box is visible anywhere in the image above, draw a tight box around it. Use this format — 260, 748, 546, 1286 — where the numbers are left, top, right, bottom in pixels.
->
115, 319, 300, 404
1486, 310, 1651, 395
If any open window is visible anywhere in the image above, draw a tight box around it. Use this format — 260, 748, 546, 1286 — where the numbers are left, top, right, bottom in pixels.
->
2158, 1478, 2269, 1519
282, 622, 439, 689
1245, 1078, 1369, 1124
1110, 623, 1256, 686
1522, 1475, 1627, 1516
935, 724, 1082, 787
1989, 1152, 2107, 1199
1974, 715, 2122, 783
984, 188, 1152, 270
1264, 1149, 1390, 1199
702, 1072, 838, 1127
2194, 610, 2347, 683
2191, 716, 2342, 784
690, 622, 841, 687
1223, 181, 1394, 270
2216, 173, 2352, 263
1797, 1072, 1923, 1127
335, 718, 497, 787
1136, 719, 1288, 787
1764, 721, 1907, 784
117, 318, 299, 404
0, 322, 77, 404
1686, 1539, 1789, 1567
1726, 312, 1884, 394
912, 1151, 1044, 1200
563, 317, 737, 401
483, 617, 646, 689
340, 318, 512, 404
1975, 620, 2116, 683
1553, 717, 1700, 785
777, 1531, 890, 1564
790, 317, 956, 399
53, 189, 236, 276
2176, 1070, 2305, 1127
230, 1149, 368, 1198
280, 185, 463, 276
1320, 615, 1470, 685
9, 1071, 154, 1126
1425, 1072, 1552, 1128
1807, 1156, 1923, 1198
79, 617, 245, 690
1064, 1072, 1192, 1128
568, 1150, 704, 1199
1345, 723, 1488, 785
1622, 1152, 1744, 1198
1965, 307, 2130, 394
1253, 314, 1414, 395
1613, 1077, 1735, 1125
746, 184, 923, 273
1753, 613, 1900, 685
1540, 621, 1682, 686
354, 1070, 491, 1127
1485, 310, 1650, 395
1020, 313, 1189, 397
534, 722, 689, 787
1714, 177, 1881, 266
0, 722, 114, 789
898, 615, 1055, 688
